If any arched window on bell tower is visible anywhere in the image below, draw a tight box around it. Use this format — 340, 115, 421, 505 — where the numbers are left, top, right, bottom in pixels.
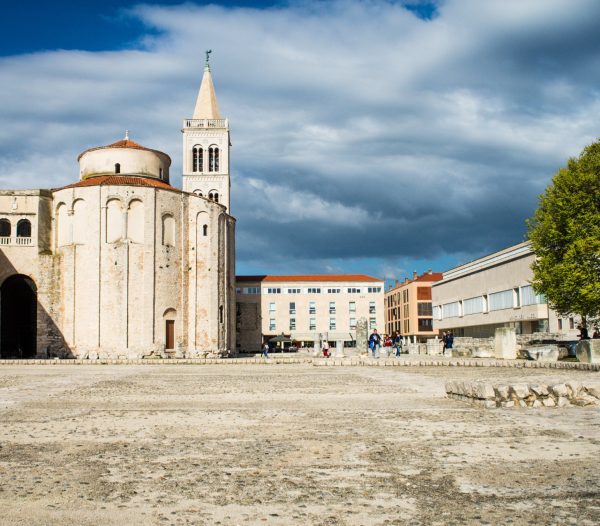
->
208, 146, 219, 172
192, 146, 204, 173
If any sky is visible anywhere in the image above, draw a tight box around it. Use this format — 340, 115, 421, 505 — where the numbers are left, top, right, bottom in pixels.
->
1, 0, 599, 283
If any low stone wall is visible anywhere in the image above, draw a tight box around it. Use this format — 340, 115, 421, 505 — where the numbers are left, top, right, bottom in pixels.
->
446, 379, 600, 408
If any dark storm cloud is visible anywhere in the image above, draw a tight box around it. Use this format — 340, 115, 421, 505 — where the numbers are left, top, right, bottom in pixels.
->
0, 0, 599, 278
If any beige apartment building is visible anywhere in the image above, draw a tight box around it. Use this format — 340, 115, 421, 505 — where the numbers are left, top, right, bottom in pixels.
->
236, 275, 384, 352
431, 241, 579, 338
384, 270, 443, 342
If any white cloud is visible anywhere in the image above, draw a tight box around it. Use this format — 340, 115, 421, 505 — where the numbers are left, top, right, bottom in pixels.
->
1, 0, 599, 277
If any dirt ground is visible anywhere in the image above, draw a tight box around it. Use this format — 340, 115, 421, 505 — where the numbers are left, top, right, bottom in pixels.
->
0, 364, 599, 526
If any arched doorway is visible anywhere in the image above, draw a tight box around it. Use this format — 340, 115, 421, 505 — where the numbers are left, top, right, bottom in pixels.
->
0, 275, 37, 358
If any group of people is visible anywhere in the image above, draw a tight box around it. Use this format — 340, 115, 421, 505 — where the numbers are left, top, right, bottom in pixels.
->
578, 324, 600, 340
368, 329, 404, 358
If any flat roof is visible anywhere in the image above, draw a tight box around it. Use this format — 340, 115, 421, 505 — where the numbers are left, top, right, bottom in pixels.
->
433, 241, 533, 285
236, 274, 382, 283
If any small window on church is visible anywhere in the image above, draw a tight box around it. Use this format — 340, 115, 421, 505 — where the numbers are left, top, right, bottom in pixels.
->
159, 168, 163, 178
17, 219, 31, 238
209, 146, 219, 172
203, 224, 208, 236
115, 163, 120, 174
208, 192, 214, 201
0, 218, 10, 237
214, 193, 219, 203
193, 146, 204, 173
193, 189, 202, 197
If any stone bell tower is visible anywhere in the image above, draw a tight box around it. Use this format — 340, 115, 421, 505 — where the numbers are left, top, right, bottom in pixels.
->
182, 51, 231, 211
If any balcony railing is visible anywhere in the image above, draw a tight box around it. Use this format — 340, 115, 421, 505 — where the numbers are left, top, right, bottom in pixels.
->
183, 118, 228, 129
0, 236, 32, 246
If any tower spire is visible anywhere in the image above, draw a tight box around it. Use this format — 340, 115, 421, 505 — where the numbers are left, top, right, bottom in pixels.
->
193, 51, 221, 119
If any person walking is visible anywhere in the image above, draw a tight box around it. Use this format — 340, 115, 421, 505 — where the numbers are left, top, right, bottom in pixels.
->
262, 342, 270, 358
578, 324, 589, 340
393, 331, 403, 357
446, 331, 454, 354
441, 332, 448, 355
369, 329, 382, 359
322, 340, 331, 358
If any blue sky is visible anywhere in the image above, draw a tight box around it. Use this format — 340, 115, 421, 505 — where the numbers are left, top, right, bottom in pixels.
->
1, 0, 598, 282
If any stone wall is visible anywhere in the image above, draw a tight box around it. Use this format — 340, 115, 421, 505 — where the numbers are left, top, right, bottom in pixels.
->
446, 380, 600, 408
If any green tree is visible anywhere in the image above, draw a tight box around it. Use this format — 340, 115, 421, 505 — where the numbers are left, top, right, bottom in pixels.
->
527, 139, 600, 327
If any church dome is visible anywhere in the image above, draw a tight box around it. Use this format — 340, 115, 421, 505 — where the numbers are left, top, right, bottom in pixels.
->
77, 134, 171, 183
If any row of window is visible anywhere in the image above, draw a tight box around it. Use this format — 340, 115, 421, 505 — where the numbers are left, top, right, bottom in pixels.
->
434, 285, 546, 320
192, 145, 220, 173
0, 218, 31, 238
268, 301, 377, 314
192, 189, 220, 203
387, 302, 433, 320
386, 317, 434, 334
240, 286, 382, 295
385, 287, 432, 307
268, 317, 378, 332
54, 199, 210, 247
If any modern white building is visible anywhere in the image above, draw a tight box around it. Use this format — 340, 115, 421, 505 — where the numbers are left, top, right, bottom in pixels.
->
0, 58, 236, 359
431, 241, 579, 338
236, 275, 385, 352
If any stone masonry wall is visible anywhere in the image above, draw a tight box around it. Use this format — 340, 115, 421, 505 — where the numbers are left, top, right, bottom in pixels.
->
446, 379, 600, 408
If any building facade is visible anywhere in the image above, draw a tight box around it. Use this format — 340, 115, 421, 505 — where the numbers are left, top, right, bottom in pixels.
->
0, 60, 236, 359
236, 275, 384, 352
384, 270, 443, 342
431, 241, 579, 338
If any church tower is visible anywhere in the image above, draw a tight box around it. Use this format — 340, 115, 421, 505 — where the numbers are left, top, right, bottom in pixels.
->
182, 52, 231, 211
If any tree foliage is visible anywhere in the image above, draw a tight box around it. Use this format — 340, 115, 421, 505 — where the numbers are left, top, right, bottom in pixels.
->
527, 140, 600, 323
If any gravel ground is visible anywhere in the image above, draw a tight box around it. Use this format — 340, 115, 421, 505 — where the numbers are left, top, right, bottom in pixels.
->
0, 364, 599, 525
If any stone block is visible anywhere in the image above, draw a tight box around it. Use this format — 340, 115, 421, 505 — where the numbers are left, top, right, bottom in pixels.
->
483, 400, 497, 409
550, 383, 569, 397
571, 395, 596, 407
473, 349, 493, 358
501, 400, 515, 408
557, 396, 570, 407
522, 346, 560, 362
495, 327, 517, 360
510, 384, 530, 399
495, 385, 510, 401
584, 383, 600, 399
566, 381, 582, 398
472, 382, 495, 400
529, 384, 549, 397
532, 400, 543, 408
576, 340, 600, 363
542, 397, 556, 407
445, 381, 457, 394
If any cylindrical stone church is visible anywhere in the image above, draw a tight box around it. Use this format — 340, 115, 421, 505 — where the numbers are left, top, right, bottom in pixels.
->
0, 62, 236, 359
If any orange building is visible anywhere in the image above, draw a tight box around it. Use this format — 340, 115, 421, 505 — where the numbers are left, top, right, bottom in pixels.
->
385, 270, 443, 342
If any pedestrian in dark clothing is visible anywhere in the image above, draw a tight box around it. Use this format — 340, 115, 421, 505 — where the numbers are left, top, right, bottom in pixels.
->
446, 331, 454, 350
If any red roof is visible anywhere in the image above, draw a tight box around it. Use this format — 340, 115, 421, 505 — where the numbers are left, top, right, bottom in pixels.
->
59, 175, 181, 193
237, 274, 382, 283
77, 138, 171, 164
415, 272, 443, 282
386, 271, 443, 292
